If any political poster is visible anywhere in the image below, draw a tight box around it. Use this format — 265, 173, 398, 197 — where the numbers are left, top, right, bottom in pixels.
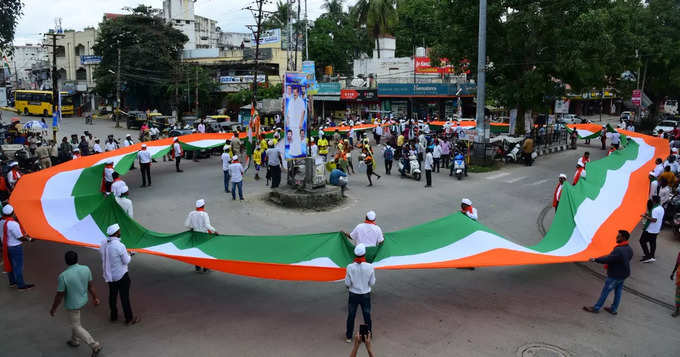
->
301, 61, 318, 95
284, 72, 309, 159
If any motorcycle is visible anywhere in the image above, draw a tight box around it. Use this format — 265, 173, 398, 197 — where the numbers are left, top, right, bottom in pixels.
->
664, 194, 680, 226
399, 154, 422, 181
505, 143, 521, 163
15, 147, 40, 173
452, 154, 467, 180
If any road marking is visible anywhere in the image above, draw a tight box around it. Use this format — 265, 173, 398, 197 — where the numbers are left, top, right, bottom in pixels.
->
485, 172, 510, 180
527, 179, 549, 186
505, 176, 527, 183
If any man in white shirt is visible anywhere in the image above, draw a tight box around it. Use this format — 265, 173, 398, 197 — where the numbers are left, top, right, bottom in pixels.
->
221, 145, 232, 193
110, 172, 128, 198
653, 158, 664, 178
92, 139, 103, 154
461, 198, 478, 221
115, 186, 134, 218
229, 155, 245, 200
185, 199, 217, 272
266, 144, 284, 188
640, 195, 664, 263
102, 160, 115, 193
610, 131, 621, 149
432, 140, 442, 173
424, 148, 434, 188
104, 137, 118, 152
99, 224, 139, 325
649, 171, 659, 200
1, 205, 34, 290
173, 137, 183, 172
137, 144, 152, 187
7, 161, 21, 190
344, 243, 375, 343
197, 120, 206, 134
344, 211, 384, 247
122, 134, 136, 170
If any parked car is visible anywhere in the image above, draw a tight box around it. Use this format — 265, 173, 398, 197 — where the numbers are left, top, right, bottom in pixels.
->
620, 111, 633, 122
653, 120, 679, 135
126, 111, 147, 129
558, 114, 588, 125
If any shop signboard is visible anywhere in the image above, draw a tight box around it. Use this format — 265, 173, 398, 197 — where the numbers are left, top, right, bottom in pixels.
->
341, 89, 377, 102
80, 55, 102, 65
378, 83, 470, 97
632, 89, 641, 106
252, 28, 281, 45
415, 57, 454, 74
317, 82, 340, 94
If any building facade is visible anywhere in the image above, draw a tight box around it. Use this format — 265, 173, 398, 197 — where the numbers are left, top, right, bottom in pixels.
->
7, 45, 49, 89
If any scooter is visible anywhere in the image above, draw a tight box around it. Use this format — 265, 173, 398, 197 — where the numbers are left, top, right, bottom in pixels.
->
398, 154, 422, 181
505, 143, 521, 163
452, 154, 467, 180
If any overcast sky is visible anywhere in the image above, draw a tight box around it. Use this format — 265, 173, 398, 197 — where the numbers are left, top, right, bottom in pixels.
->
14, 0, 337, 45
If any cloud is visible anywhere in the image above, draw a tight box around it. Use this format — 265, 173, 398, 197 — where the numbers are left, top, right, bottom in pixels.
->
14, 0, 332, 45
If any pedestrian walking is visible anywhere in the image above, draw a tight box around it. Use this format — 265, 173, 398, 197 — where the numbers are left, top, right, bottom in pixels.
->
583, 230, 633, 315
440, 138, 451, 169
99, 224, 140, 325
670, 250, 680, 317
221, 145, 231, 193
433, 139, 441, 173
110, 172, 128, 198
344, 243, 375, 343
363, 149, 380, 187
1, 204, 35, 290
266, 143, 284, 188
383, 145, 393, 175
137, 144, 152, 187
100, 160, 114, 193
115, 186, 134, 218
36, 141, 52, 169
600, 127, 607, 150
640, 195, 664, 263
122, 134, 135, 169
424, 147, 433, 187
229, 155, 245, 200
172, 137, 183, 172
553, 174, 567, 212
49, 251, 103, 356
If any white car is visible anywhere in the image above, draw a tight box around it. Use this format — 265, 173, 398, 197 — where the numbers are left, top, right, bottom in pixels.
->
653, 120, 679, 135
558, 114, 587, 125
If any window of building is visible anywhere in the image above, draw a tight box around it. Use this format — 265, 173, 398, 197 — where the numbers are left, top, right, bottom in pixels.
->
75, 44, 85, 57
76, 67, 87, 81
55, 46, 65, 57
186, 20, 191, 24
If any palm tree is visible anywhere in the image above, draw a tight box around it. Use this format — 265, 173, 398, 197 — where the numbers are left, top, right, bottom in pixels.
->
263, 0, 292, 30
321, 0, 344, 16
350, 0, 396, 58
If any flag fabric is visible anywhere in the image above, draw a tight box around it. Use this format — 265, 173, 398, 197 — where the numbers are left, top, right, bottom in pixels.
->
8, 130, 666, 281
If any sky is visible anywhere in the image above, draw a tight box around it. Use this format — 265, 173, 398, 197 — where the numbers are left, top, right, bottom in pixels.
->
13, 0, 335, 45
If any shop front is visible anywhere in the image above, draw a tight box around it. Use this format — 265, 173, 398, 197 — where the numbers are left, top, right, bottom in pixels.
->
340, 88, 380, 121
313, 82, 344, 123
377, 83, 476, 120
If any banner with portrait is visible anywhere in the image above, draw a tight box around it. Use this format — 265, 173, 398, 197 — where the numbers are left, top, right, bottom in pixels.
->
284, 72, 309, 159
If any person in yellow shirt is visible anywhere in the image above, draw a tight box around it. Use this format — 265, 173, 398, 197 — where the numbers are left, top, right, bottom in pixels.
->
259, 138, 268, 151
253, 146, 264, 180
318, 136, 329, 162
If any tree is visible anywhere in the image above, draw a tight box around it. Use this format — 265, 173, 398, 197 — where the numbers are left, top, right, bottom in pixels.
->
166, 64, 220, 116
308, 1, 371, 76
351, 0, 397, 58
0, 0, 23, 55
92, 5, 188, 111
392, 0, 440, 57
262, 0, 292, 30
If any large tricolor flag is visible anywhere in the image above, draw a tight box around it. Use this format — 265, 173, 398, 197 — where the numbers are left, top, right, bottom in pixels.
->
9, 130, 667, 281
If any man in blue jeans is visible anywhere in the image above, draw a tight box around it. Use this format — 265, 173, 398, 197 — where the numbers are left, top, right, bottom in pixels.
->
1, 204, 35, 290
344, 243, 375, 343
221, 145, 231, 193
229, 155, 245, 200
583, 229, 633, 315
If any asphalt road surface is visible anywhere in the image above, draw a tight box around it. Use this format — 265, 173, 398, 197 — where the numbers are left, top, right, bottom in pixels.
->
2, 113, 679, 356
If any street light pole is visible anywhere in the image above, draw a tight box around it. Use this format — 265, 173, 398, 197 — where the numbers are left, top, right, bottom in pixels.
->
115, 39, 121, 128
474, 0, 488, 146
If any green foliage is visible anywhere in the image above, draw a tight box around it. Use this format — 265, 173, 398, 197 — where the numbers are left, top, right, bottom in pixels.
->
0, 0, 23, 55
226, 83, 283, 108
92, 5, 188, 110
351, 0, 397, 58
166, 64, 220, 116
393, 0, 440, 57
308, 0, 372, 76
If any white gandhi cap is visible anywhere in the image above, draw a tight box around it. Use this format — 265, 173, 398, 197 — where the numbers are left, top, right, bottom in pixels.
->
354, 243, 366, 257
195, 199, 205, 208
366, 210, 376, 221
106, 223, 120, 236
141, 144, 147, 148
559, 173, 567, 179
461, 198, 472, 205
2, 204, 13, 215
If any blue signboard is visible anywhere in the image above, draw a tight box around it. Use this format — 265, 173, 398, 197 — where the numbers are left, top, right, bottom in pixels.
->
316, 82, 341, 94
378, 83, 476, 97
80, 55, 102, 65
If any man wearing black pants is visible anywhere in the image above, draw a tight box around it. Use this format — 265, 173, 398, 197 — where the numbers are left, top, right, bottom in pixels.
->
172, 138, 183, 172
137, 144, 152, 187
344, 244, 374, 343
99, 224, 140, 325
266, 143, 283, 188
640, 195, 664, 263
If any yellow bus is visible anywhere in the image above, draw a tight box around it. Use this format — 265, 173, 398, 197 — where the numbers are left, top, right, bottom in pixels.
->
14, 90, 75, 116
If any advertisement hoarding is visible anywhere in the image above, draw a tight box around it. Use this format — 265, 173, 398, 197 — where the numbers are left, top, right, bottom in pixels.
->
301, 61, 318, 95
251, 28, 281, 45
284, 72, 308, 159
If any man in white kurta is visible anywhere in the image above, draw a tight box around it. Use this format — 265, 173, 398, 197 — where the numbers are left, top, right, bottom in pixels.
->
184, 199, 217, 272
286, 87, 306, 157
344, 211, 384, 247
115, 186, 134, 218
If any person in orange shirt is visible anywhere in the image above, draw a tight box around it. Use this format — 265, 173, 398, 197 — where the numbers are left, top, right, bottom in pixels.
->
659, 166, 677, 188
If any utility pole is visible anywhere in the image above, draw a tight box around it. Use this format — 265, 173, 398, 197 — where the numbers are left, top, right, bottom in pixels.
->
44, 29, 65, 142
245, 0, 268, 103
115, 39, 121, 127
195, 66, 199, 115
474, 0, 488, 148
304, 0, 308, 60
294, 0, 301, 70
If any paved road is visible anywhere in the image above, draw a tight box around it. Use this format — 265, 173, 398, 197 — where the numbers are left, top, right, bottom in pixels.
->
2, 112, 679, 356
